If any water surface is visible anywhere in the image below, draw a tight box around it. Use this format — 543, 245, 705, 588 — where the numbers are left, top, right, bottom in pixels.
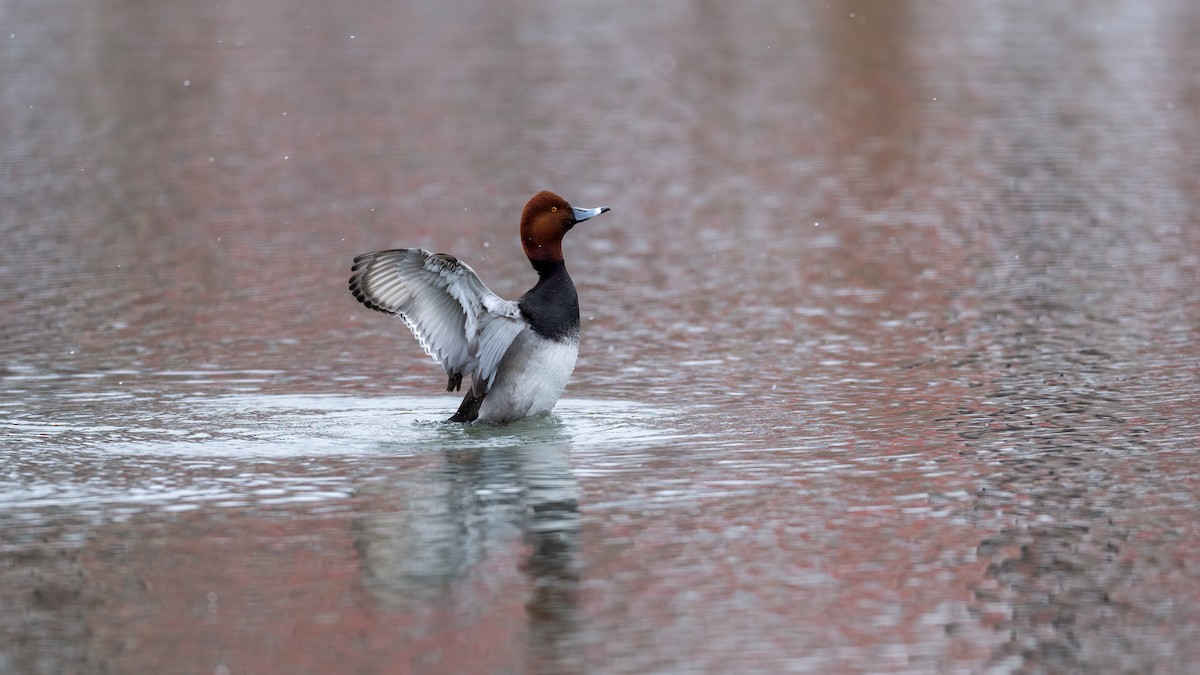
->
3, 0, 1200, 672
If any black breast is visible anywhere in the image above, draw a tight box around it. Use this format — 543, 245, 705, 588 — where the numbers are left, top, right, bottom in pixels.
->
518, 262, 580, 342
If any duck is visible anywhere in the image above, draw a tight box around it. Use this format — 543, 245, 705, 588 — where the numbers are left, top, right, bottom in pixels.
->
349, 191, 609, 423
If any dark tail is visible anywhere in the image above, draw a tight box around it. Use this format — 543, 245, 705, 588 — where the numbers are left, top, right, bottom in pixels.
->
448, 389, 485, 422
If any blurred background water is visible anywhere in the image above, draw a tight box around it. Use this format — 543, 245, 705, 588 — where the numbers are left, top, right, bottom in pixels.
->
3, 0, 1200, 672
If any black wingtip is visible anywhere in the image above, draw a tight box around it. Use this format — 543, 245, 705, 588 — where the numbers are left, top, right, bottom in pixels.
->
348, 272, 397, 315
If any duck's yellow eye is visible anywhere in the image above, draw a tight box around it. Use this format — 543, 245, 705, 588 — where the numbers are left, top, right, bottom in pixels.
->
551, 206, 558, 212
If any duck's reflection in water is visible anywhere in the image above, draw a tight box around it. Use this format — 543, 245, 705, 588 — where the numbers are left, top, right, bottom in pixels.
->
517, 443, 582, 665
352, 432, 581, 665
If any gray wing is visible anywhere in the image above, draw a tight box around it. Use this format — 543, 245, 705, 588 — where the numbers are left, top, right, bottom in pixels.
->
349, 248, 526, 393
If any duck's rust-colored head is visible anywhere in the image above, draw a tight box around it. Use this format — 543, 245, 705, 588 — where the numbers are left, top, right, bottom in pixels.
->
519, 190, 609, 266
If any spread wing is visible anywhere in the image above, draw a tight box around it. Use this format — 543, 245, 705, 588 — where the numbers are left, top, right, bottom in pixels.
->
349, 248, 526, 393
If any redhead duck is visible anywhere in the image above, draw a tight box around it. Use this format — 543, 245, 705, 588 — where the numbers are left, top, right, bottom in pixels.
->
349, 191, 609, 423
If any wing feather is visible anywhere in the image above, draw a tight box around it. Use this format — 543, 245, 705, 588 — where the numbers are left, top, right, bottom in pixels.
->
349, 248, 525, 393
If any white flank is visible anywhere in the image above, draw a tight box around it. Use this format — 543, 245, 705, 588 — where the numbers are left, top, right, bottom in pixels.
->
477, 331, 579, 423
